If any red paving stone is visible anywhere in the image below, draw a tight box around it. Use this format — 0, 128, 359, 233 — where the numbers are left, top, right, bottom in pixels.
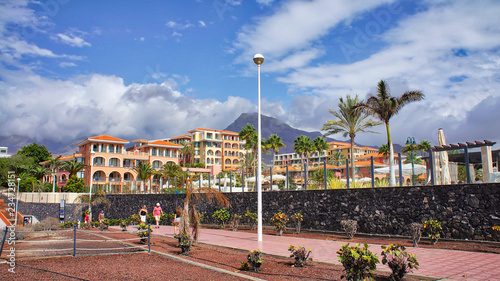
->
148, 226, 500, 281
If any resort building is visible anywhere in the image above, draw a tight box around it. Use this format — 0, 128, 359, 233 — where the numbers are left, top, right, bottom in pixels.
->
0, 146, 11, 158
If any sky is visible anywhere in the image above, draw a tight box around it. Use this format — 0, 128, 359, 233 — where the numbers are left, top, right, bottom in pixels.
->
1, 0, 499, 151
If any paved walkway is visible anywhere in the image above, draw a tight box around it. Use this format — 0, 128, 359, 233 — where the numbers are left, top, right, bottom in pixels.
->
150, 225, 500, 281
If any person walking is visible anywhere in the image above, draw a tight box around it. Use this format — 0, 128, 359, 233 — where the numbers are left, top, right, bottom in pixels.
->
153, 203, 163, 228
98, 210, 105, 223
139, 205, 148, 224
173, 206, 182, 235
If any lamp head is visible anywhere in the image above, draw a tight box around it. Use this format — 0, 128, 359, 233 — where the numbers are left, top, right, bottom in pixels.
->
253, 53, 264, 65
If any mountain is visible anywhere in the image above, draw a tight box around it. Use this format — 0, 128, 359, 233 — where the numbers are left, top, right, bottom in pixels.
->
224, 113, 340, 162
0, 135, 81, 157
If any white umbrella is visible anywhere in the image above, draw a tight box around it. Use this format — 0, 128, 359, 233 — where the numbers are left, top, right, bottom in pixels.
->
358, 177, 372, 183
374, 164, 427, 176
438, 128, 451, 184
245, 176, 265, 182
264, 174, 286, 182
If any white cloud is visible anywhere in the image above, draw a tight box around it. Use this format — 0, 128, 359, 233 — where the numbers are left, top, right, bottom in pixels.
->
52, 33, 91, 47
198, 20, 206, 27
165, 20, 193, 29
256, 0, 275, 6
0, 72, 256, 142
59, 62, 76, 68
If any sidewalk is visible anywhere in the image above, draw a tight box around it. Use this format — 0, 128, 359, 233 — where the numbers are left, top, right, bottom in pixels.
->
152, 225, 500, 281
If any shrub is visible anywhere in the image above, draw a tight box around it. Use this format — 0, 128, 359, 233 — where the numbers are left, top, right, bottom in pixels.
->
174, 231, 193, 255
60, 221, 76, 229
340, 220, 357, 239
337, 243, 379, 281
99, 219, 109, 231
241, 249, 263, 272
271, 212, 288, 235
381, 244, 419, 281
410, 222, 423, 247
119, 219, 128, 231
92, 221, 100, 228
245, 211, 258, 230
422, 220, 442, 245
493, 225, 500, 232
129, 214, 142, 225
36, 217, 60, 231
288, 244, 312, 267
230, 214, 242, 231
212, 209, 230, 228
292, 213, 303, 234
198, 213, 205, 223
137, 223, 152, 243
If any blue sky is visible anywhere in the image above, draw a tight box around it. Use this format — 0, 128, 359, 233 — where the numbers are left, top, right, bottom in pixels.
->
1, 0, 500, 150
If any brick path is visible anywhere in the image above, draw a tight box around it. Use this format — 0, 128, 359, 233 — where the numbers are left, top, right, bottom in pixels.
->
153, 225, 500, 281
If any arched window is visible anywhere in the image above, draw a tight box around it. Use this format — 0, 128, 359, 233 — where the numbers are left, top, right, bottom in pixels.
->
152, 160, 162, 169
225, 159, 231, 164
233, 159, 239, 165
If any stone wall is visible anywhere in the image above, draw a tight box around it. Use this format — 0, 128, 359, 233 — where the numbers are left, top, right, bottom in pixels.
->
14, 183, 500, 241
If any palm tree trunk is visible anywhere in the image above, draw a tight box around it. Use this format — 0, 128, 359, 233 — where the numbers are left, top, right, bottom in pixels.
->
386, 122, 396, 187
350, 136, 356, 185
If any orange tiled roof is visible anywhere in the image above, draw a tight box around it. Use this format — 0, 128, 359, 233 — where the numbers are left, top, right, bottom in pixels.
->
89, 135, 128, 142
356, 152, 383, 159
148, 140, 183, 147
170, 135, 191, 140
133, 139, 149, 143
309, 164, 340, 170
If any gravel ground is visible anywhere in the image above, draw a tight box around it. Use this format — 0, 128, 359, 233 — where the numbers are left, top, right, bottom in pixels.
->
3, 227, 496, 280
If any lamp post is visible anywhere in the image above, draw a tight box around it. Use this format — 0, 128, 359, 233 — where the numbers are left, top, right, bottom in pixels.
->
88, 152, 95, 221
253, 53, 264, 242
405, 137, 417, 186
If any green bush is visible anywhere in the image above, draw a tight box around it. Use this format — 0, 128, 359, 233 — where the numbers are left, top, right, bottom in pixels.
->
174, 231, 193, 255
381, 244, 419, 281
271, 212, 288, 235
422, 220, 442, 245
337, 243, 379, 281
128, 214, 141, 225
137, 223, 152, 243
288, 244, 312, 267
212, 209, 230, 228
60, 221, 76, 229
244, 211, 258, 230
241, 249, 263, 272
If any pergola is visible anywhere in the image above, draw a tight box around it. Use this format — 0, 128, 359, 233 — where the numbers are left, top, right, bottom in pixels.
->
429, 140, 497, 184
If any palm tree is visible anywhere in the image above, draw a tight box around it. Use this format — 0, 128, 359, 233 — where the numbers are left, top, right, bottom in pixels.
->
265, 134, 285, 171
418, 140, 431, 157
378, 143, 390, 159
30, 165, 50, 181
162, 162, 184, 189
354, 80, 424, 186
293, 135, 312, 181
47, 155, 62, 192
134, 162, 154, 193
180, 141, 195, 167
62, 160, 87, 179
329, 150, 345, 166
312, 136, 329, 164
180, 177, 230, 243
322, 95, 381, 184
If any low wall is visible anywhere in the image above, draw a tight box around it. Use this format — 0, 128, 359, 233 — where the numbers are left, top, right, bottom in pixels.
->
10, 183, 500, 241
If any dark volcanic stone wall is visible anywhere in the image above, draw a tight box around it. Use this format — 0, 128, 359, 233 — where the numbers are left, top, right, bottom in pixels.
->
14, 183, 500, 241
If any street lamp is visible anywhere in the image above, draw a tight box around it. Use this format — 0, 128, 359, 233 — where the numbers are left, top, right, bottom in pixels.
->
253, 53, 264, 242
405, 137, 417, 186
89, 152, 95, 221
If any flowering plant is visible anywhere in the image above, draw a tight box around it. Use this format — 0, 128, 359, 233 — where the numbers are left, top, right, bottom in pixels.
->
493, 225, 500, 232
271, 212, 288, 234
245, 211, 258, 230
137, 223, 152, 243
241, 249, 263, 272
288, 244, 312, 267
174, 231, 193, 255
292, 213, 303, 233
422, 220, 442, 245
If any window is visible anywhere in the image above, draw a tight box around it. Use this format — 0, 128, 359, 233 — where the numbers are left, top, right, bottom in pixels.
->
108, 144, 114, 153
109, 158, 119, 167
151, 148, 157, 156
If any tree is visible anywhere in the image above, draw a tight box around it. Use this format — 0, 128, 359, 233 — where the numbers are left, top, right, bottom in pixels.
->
329, 150, 345, 166
293, 135, 312, 181
418, 140, 432, 157
312, 136, 329, 161
47, 155, 63, 192
179, 141, 195, 167
322, 95, 381, 184
180, 177, 230, 243
265, 134, 285, 171
63, 175, 86, 192
134, 162, 154, 193
16, 142, 52, 164
162, 162, 184, 182
354, 80, 424, 186
62, 160, 87, 179
378, 144, 390, 159
30, 165, 50, 180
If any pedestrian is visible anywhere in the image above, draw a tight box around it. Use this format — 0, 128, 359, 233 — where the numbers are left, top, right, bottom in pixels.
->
173, 206, 182, 235
139, 205, 148, 224
98, 210, 105, 223
153, 203, 163, 228
84, 212, 89, 225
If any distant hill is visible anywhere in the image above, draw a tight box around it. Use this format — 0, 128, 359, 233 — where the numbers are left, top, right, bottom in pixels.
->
224, 113, 341, 163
